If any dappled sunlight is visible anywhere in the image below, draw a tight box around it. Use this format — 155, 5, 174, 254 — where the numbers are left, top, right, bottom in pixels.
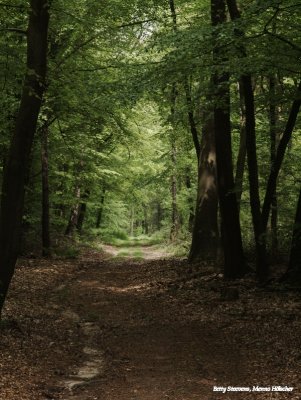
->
79, 280, 152, 293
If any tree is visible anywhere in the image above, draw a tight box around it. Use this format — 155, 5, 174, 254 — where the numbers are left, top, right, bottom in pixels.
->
211, 0, 245, 278
287, 187, 301, 280
189, 115, 219, 261
0, 0, 50, 316
227, 0, 268, 280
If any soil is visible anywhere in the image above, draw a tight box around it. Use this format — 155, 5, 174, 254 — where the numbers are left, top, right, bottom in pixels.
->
0, 246, 300, 400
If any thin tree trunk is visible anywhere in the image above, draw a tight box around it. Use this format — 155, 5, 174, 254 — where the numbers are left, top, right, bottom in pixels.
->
235, 82, 247, 211
77, 190, 90, 234
143, 205, 149, 235
130, 206, 134, 236
170, 140, 179, 241
185, 170, 195, 233
262, 80, 301, 229
184, 79, 201, 161
168, 0, 179, 241
170, 84, 179, 241
65, 187, 81, 236
286, 187, 301, 280
0, 0, 49, 315
156, 203, 162, 231
212, 0, 245, 279
96, 189, 106, 229
269, 75, 279, 255
242, 74, 268, 280
189, 116, 219, 261
41, 123, 51, 256
227, 0, 268, 280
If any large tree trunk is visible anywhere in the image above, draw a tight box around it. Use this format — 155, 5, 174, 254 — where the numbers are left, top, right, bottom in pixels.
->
0, 0, 49, 315
41, 123, 51, 257
212, 0, 245, 279
189, 116, 219, 261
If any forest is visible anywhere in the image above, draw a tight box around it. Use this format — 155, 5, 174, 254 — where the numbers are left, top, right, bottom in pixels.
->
0, 0, 301, 399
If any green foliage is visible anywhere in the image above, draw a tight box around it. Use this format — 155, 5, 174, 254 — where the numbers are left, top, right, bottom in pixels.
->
1, 0, 301, 263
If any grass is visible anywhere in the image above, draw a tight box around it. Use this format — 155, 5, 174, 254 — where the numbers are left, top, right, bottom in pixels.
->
103, 234, 164, 248
113, 247, 145, 260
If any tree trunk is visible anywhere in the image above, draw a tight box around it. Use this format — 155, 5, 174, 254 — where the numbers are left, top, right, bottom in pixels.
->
189, 116, 219, 261
269, 75, 279, 255
65, 187, 81, 236
184, 79, 200, 161
77, 190, 90, 234
0, 0, 49, 315
156, 203, 162, 231
143, 205, 149, 235
41, 123, 51, 257
242, 74, 268, 280
227, 0, 268, 280
168, 1, 180, 242
185, 170, 195, 233
130, 206, 135, 236
96, 189, 106, 229
170, 84, 179, 241
235, 82, 247, 211
170, 140, 179, 241
262, 80, 301, 229
212, 0, 245, 279
286, 187, 301, 280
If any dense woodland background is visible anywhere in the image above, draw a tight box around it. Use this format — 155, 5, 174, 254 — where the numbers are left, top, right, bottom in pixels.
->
0, 0, 301, 313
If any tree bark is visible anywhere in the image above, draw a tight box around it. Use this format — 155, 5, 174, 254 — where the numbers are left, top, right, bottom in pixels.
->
156, 202, 162, 231
185, 170, 195, 233
65, 186, 81, 236
96, 189, 106, 229
170, 139, 179, 241
0, 0, 49, 315
286, 187, 301, 280
227, 0, 268, 280
41, 123, 51, 257
235, 82, 247, 211
212, 0, 245, 279
242, 74, 268, 280
189, 116, 219, 261
77, 190, 90, 234
169, 84, 179, 241
168, 0, 179, 242
184, 79, 201, 161
269, 75, 279, 255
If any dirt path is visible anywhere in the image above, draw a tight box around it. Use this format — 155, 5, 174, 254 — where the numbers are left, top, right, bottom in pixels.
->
1, 246, 300, 400
60, 255, 243, 400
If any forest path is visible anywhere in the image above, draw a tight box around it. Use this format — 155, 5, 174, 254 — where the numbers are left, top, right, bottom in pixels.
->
1, 247, 300, 400
101, 242, 172, 260
59, 248, 244, 400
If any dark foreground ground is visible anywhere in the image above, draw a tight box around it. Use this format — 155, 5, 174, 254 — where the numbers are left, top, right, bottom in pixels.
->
0, 247, 300, 400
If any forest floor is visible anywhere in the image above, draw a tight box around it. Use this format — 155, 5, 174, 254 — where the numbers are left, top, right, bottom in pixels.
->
0, 244, 301, 400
